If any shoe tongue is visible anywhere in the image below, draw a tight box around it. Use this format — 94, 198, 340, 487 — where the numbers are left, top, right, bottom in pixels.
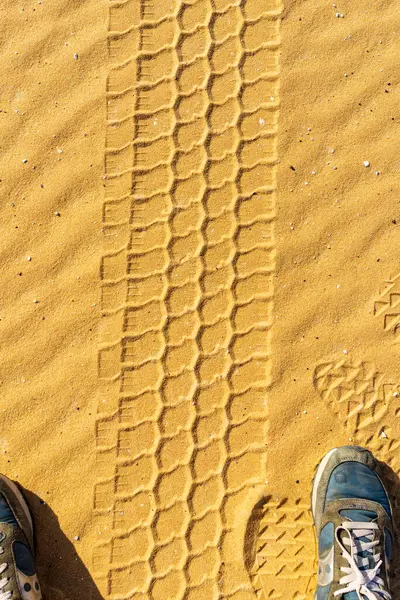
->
339, 510, 384, 600
0, 494, 18, 527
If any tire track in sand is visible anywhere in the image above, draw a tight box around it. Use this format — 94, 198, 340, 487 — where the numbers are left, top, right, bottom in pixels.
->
94, 1, 281, 598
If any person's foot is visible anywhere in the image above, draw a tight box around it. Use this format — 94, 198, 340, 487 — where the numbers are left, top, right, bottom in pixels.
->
0, 474, 42, 599
312, 446, 393, 600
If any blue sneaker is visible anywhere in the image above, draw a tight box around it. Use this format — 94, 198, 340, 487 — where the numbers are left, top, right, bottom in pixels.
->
311, 446, 393, 600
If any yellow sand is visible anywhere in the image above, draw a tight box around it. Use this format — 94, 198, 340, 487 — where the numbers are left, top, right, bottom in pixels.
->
0, 1, 106, 598
1, 0, 399, 599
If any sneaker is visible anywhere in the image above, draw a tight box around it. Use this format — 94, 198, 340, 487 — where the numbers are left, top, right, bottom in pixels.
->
312, 446, 393, 600
0, 474, 42, 599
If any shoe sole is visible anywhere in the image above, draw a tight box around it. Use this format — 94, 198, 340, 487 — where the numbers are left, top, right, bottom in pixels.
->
0, 474, 34, 538
311, 447, 337, 519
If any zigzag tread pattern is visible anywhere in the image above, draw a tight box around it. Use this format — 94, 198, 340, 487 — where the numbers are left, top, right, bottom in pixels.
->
95, 1, 281, 598
313, 357, 400, 466
374, 273, 400, 342
249, 497, 316, 600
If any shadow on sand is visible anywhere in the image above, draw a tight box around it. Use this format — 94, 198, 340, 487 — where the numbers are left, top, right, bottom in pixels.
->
20, 487, 103, 600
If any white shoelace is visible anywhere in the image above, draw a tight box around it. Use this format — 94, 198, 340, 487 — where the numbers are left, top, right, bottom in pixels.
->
334, 521, 391, 600
0, 545, 10, 600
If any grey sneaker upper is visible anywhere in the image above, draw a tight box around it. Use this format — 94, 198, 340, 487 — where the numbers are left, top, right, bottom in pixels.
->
312, 446, 393, 600
0, 475, 42, 599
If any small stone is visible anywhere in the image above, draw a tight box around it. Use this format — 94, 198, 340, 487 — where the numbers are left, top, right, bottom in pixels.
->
375, 171, 381, 176
33, 299, 39, 304
393, 391, 399, 398
74, 53, 79, 60
22, 159, 28, 164
27, 256, 32, 261
55, 211, 61, 216
74, 536, 80, 541
57, 148, 63, 154
363, 160, 370, 167
344, 73, 348, 77
380, 430, 388, 439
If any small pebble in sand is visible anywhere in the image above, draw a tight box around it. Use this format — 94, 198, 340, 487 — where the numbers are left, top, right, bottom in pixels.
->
375, 171, 381, 176
393, 391, 399, 398
344, 73, 348, 77
337, 284, 341, 289
74, 53, 79, 60
380, 430, 388, 439
27, 256, 32, 261
311, 170, 316, 175
22, 159, 28, 164
55, 211, 61, 216
57, 148, 63, 154
343, 349, 348, 354
33, 300, 39, 304
363, 160, 370, 167
74, 536, 80, 541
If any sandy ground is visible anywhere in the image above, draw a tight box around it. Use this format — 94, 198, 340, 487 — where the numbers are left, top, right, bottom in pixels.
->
0, 1, 106, 598
1, 0, 399, 599
253, 0, 400, 597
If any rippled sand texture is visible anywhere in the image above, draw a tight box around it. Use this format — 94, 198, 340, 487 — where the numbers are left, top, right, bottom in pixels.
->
95, 0, 281, 599
0, 1, 106, 598
252, 0, 400, 598
3, 0, 398, 599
